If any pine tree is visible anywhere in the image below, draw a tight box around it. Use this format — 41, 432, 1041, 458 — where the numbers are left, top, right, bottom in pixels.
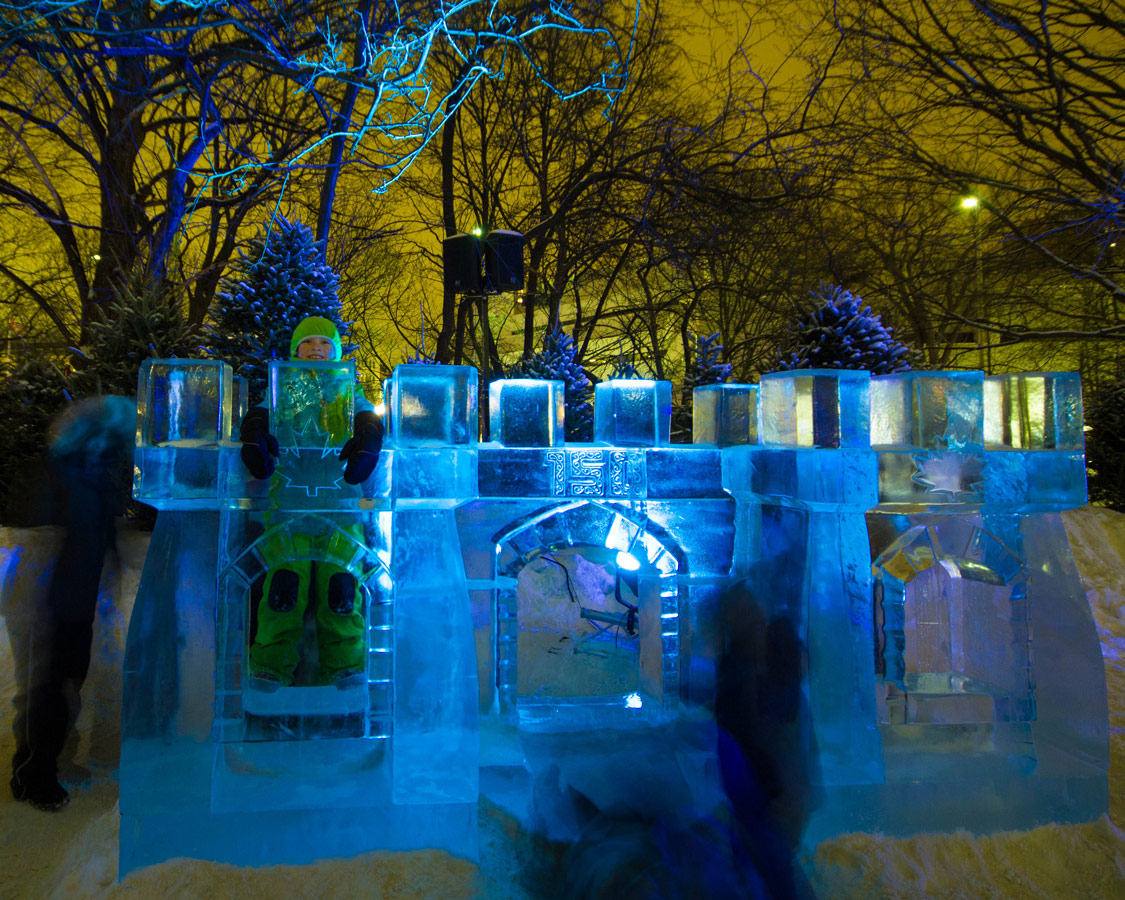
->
0, 358, 71, 524
684, 332, 733, 390
75, 271, 201, 398
608, 352, 645, 380
509, 328, 594, 441
774, 284, 913, 375
206, 217, 345, 402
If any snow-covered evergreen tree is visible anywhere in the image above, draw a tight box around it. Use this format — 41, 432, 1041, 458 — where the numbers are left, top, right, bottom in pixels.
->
76, 271, 201, 397
206, 218, 344, 402
774, 284, 913, 375
684, 332, 732, 390
0, 358, 71, 524
509, 328, 594, 441
607, 352, 645, 380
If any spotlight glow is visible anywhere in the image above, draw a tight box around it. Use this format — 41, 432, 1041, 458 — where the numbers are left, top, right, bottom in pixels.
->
615, 551, 641, 571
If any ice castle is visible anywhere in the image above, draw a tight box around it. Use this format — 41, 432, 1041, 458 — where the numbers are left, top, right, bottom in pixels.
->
119, 361, 1108, 874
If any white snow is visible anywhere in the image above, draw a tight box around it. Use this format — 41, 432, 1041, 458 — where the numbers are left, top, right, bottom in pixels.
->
1, 508, 1122, 899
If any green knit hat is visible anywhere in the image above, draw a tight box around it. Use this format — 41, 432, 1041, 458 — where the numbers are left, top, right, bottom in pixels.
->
290, 316, 343, 360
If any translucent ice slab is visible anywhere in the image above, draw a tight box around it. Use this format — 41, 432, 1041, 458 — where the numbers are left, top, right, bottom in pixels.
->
876, 447, 986, 507
693, 383, 760, 446
871, 370, 983, 451
738, 448, 878, 508
391, 448, 478, 507
134, 359, 233, 509
221, 362, 385, 512
760, 369, 870, 448
594, 379, 672, 446
982, 450, 1087, 509
390, 364, 478, 446
393, 509, 479, 803
268, 360, 355, 449
474, 446, 724, 501
488, 378, 565, 447
983, 372, 1084, 450
981, 373, 1087, 509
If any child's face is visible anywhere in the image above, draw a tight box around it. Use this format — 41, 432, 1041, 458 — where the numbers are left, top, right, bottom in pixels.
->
296, 337, 334, 360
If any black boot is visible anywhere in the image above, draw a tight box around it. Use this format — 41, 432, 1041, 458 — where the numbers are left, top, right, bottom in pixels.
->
10, 772, 69, 811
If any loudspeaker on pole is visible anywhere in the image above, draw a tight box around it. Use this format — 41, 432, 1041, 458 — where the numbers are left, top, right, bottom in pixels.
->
443, 233, 484, 293
485, 230, 524, 293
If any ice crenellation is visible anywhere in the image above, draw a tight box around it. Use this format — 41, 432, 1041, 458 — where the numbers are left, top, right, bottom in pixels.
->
121, 361, 1107, 873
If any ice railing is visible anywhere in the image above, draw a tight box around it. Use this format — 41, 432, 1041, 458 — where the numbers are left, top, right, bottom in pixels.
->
135, 362, 1085, 510
697, 368, 1085, 509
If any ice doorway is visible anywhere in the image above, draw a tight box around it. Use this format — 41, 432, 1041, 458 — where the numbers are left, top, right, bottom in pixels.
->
490, 501, 682, 731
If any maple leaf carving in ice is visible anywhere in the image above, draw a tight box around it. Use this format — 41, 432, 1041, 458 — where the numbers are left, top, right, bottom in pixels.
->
911, 450, 984, 501
277, 416, 345, 497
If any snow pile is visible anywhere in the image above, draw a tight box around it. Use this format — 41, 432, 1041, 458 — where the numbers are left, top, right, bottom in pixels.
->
1, 509, 1123, 898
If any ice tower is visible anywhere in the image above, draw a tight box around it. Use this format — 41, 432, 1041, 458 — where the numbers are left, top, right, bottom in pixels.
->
120, 360, 478, 874
856, 371, 1107, 837
708, 369, 1108, 843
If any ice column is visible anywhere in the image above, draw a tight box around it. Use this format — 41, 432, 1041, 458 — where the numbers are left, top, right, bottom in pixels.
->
755, 370, 882, 790
121, 360, 231, 873
697, 383, 761, 582
982, 373, 1107, 822
389, 364, 479, 804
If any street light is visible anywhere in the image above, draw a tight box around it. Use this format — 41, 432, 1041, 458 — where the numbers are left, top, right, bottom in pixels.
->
960, 195, 987, 370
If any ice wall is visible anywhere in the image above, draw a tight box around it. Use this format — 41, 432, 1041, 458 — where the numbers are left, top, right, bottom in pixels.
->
123, 359, 1107, 873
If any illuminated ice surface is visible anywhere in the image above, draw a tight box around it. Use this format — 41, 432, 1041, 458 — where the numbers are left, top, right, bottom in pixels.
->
121, 362, 1108, 875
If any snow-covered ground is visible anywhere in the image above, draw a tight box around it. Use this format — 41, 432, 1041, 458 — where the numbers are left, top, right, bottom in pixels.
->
1, 508, 1122, 899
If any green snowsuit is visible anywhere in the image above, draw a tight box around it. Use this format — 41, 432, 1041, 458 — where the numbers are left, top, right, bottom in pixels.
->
248, 317, 372, 686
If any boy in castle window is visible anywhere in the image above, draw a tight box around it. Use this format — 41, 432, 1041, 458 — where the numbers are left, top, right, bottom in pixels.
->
238, 316, 382, 688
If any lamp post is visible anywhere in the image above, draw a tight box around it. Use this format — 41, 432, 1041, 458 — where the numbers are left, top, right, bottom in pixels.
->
961, 195, 988, 371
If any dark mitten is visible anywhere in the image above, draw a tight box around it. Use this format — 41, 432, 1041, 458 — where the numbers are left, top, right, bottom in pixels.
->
339, 410, 384, 484
239, 406, 279, 479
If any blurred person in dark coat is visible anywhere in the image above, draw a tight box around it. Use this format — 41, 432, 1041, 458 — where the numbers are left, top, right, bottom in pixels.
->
8, 395, 133, 810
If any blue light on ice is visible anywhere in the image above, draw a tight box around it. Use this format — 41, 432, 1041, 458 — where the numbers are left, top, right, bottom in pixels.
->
615, 550, 641, 571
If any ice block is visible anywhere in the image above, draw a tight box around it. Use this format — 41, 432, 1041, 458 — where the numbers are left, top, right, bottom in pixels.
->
983, 372, 1083, 450
982, 372, 1087, 509
760, 369, 870, 448
488, 379, 565, 447
871, 372, 985, 506
594, 379, 672, 446
871, 370, 984, 451
391, 364, 478, 447
269, 360, 355, 449
134, 359, 232, 509
693, 383, 760, 446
